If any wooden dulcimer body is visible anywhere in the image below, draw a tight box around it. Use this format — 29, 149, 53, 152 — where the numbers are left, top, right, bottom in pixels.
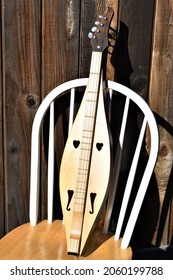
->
59, 7, 114, 256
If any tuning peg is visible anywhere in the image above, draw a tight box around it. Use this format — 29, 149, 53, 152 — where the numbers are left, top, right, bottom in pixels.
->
88, 32, 97, 39
99, 15, 107, 20
91, 26, 97, 32
88, 32, 93, 39
95, 20, 100, 26
96, 18, 104, 27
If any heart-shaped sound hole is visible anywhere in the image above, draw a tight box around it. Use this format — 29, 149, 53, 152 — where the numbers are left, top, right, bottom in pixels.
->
73, 140, 80, 149
96, 142, 103, 151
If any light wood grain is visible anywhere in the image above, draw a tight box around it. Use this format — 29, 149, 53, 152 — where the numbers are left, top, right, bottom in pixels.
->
148, 0, 173, 245
0, 220, 132, 260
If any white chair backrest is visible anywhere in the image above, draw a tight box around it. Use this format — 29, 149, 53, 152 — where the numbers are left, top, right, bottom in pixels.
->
29, 78, 159, 250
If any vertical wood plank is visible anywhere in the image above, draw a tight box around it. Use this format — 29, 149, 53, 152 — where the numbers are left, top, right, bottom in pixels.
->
117, 0, 154, 98
2, 0, 41, 233
41, 0, 81, 219
0, 1, 5, 238
42, 0, 80, 96
106, 0, 119, 81
149, 0, 173, 245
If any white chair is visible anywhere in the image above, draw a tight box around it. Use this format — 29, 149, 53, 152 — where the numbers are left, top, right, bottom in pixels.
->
0, 78, 159, 260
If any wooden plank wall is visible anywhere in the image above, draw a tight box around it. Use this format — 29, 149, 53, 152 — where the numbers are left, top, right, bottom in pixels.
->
149, 0, 173, 245
0, 0, 172, 248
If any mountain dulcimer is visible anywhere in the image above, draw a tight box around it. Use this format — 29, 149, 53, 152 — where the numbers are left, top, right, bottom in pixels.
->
60, 7, 114, 256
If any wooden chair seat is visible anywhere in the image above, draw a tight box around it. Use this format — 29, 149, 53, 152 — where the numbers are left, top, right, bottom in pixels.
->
0, 220, 132, 260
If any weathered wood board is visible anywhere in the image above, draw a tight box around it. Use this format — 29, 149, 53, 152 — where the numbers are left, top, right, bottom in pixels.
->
0, 3, 5, 238
149, 0, 173, 245
40, 0, 81, 219
1, 0, 41, 234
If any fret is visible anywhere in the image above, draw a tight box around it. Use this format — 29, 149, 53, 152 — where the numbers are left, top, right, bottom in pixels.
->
84, 115, 95, 118
74, 190, 86, 195
74, 202, 83, 208
75, 192, 85, 196
78, 163, 89, 170
90, 72, 100, 75
86, 99, 96, 102
74, 196, 85, 201
88, 87, 100, 95
78, 167, 88, 172
76, 187, 85, 194
82, 130, 93, 136
81, 136, 92, 140
81, 141, 92, 146
76, 178, 87, 182
80, 141, 91, 145
82, 129, 93, 132
87, 90, 98, 93
82, 134, 92, 138
79, 158, 89, 162
80, 147, 90, 151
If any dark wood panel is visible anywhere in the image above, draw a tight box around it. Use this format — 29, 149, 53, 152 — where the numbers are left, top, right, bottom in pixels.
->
42, 0, 81, 96
0, 1, 5, 238
41, 0, 81, 219
2, 0, 41, 233
149, 0, 173, 245
117, 0, 154, 99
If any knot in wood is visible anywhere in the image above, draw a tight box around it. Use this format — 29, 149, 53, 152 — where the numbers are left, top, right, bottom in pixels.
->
26, 95, 36, 109
159, 143, 169, 157
9, 143, 18, 154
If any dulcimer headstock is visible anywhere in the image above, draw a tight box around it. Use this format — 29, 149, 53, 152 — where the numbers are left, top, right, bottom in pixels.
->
88, 7, 114, 52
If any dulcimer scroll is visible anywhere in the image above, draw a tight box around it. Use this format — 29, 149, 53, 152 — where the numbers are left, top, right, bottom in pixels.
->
60, 7, 114, 256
